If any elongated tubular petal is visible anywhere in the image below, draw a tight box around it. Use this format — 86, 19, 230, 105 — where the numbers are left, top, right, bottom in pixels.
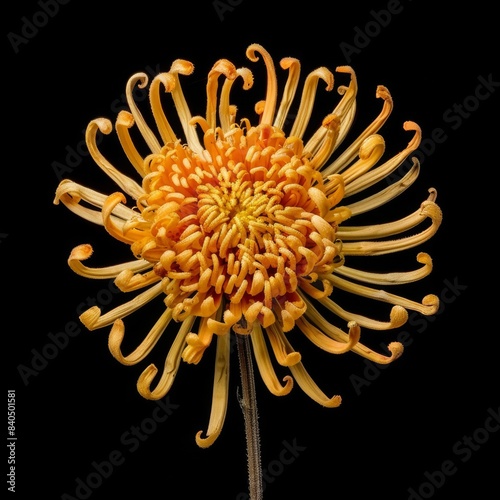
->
341, 198, 442, 256
304, 66, 357, 161
329, 66, 358, 148
137, 315, 195, 400
296, 316, 360, 354
344, 122, 421, 197
102, 192, 146, 244
196, 331, 231, 448
324, 274, 439, 316
246, 44, 278, 126
346, 159, 420, 217
287, 359, 343, 407
333, 252, 433, 285
265, 323, 301, 367
339, 134, 385, 186
324, 84, 392, 176
126, 73, 162, 153
351, 340, 404, 364
300, 285, 408, 330
259, 321, 341, 407
301, 295, 404, 363
338, 200, 438, 240
320, 295, 408, 330
68, 243, 152, 279
206, 59, 237, 130
307, 114, 341, 171
273, 57, 301, 130
109, 308, 173, 365
54, 181, 136, 225
86, 119, 145, 200
79, 281, 164, 330
288, 360, 342, 407
115, 111, 147, 177
149, 73, 178, 145
219, 67, 253, 133
114, 269, 161, 292
167, 59, 204, 155
290, 67, 334, 139
249, 323, 293, 396
182, 315, 219, 365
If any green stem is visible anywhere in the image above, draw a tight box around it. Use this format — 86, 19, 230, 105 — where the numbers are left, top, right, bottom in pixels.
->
236, 333, 263, 500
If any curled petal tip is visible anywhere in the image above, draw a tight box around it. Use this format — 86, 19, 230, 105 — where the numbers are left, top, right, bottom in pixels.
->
387, 341, 404, 360
195, 429, 219, 449
389, 305, 409, 328
136, 363, 160, 400
422, 294, 439, 315
79, 306, 102, 331
68, 244, 93, 263
323, 395, 342, 408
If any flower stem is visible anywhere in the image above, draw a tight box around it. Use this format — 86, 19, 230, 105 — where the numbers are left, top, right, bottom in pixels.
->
236, 333, 263, 500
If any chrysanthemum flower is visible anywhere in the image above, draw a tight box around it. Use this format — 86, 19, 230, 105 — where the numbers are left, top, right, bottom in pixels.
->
54, 43, 441, 448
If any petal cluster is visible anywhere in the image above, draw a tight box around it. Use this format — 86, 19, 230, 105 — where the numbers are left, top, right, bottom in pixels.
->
54, 43, 441, 447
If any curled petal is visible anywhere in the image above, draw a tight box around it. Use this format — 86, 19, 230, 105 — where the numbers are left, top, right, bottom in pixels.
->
182, 315, 219, 365
114, 269, 160, 292
196, 332, 231, 448
297, 316, 360, 354
289, 360, 342, 407
54, 181, 136, 225
219, 67, 254, 132
325, 81, 391, 175
352, 341, 404, 364
344, 121, 422, 197
86, 119, 144, 200
334, 252, 433, 285
67, 243, 152, 279
80, 282, 164, 330
290, 66, 334, 139
326, 272, 439, 316
273, 57, 300, 130
108, 309, 172, 365
126, 73, 162, 153
115, 111, 147, 177
347, 158, 420, 217
246, 43, 277, 125
266, 323, 301, 367
206, 59, 237, 130
166, 59, 203, 154
341, 198, 443, 256
136, 315, 195, 399
250, 323, 293, 396
149, 72, 178, 145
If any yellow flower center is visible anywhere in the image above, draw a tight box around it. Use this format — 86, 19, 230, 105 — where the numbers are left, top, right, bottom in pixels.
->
135, 123, 339, 335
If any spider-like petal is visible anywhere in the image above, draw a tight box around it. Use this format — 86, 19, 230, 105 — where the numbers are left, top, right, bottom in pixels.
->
196, 332, 231, 448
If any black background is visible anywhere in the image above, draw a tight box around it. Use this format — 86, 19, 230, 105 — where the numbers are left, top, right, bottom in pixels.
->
4, 1, 498, 499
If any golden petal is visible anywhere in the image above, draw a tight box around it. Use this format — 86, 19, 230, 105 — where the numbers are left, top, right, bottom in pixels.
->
249, 323, 294, 396
108, 308, 172, 365
136, 315, 194, 400
195, 332, 231, 448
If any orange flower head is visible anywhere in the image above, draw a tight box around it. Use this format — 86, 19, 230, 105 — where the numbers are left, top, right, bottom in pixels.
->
54, 44, 442, 447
